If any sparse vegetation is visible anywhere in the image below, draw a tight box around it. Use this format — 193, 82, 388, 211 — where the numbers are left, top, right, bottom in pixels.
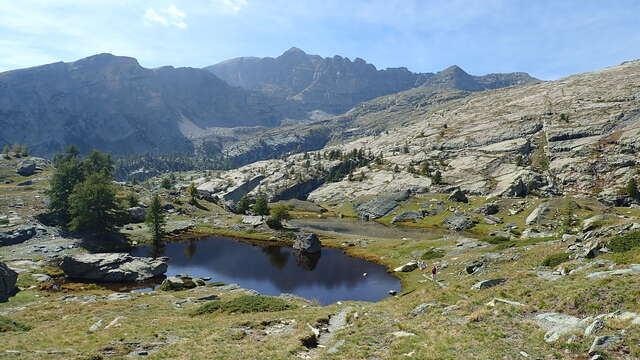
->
420, 248, 445, 260
191, 295, 296, 316
541, 252, 571, 267
608, 231, 640, 252
0, 316, 32, 332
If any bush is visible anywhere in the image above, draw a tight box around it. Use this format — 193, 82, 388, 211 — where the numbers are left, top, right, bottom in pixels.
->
608, 231, 640, 253
541, 253, 571, 267
421, 248, 445, 260
481, 235, 510, 244
267, 204, 291, 228
191, 295, 296, 316
0, 316, 32, 332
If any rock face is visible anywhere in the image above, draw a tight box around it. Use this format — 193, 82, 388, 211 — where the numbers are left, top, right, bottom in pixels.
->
16, 160, 36, 176
443, 212, 477, 231
292, 232, 321, 254
0, 225, 38, 246
0, 262, 18, 301
60, 253, 168, 282
0, 53, 284, 157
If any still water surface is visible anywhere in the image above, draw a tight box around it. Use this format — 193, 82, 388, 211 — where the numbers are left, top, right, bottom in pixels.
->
131, 235, 400, 305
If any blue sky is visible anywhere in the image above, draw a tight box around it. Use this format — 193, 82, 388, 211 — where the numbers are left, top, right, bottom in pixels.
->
1, 0, 639, 79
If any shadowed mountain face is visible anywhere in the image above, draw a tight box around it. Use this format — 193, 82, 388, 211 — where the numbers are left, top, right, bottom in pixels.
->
206, 47, 539, 114
0, 50, 537, 159
0, 54, 283, 156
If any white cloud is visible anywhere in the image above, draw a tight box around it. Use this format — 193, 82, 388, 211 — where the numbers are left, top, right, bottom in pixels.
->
143, 4, 187, 29
216, 0, 248, 14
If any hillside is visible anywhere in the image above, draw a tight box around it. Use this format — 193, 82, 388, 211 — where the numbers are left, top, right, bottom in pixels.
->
207, 47, 539, 115
0, 54, 284, 157
195, 60, 640, 203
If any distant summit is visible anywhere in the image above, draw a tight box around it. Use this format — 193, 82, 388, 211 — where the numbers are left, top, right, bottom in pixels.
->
206, 48, 539, 114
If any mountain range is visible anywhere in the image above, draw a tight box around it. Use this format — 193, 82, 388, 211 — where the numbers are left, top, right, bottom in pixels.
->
0, 48, 539, 158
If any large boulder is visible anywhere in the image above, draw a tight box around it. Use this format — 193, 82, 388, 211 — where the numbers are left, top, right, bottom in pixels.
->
391, 211, 423, 224
447, 188, 468, 203
473, 202, 499, 215
16, 160, 36, 176
534, 312, 591, 343
471, 278, 507, 289
60, 253, 168, 282
292, 232, 321, 254
0, 262, 18, 301
356, 197, 399, 220
442, 212, 477, 231
159, 274, 203, 291
525, 202, 549, 225
127, 207, 147, 223
0, 225, 38, 246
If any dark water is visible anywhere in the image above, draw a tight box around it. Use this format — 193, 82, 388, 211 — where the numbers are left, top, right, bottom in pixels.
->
131, 236, 400, 305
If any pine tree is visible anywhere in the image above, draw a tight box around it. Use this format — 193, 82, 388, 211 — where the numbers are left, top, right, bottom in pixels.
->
68, 173, 119, 234
145, 193, 166, 252
236, 194, 251, 214
187, 182, 199, 205
47, 158, 85, 218
267, 204, 290, 228
253, 194, 269, 216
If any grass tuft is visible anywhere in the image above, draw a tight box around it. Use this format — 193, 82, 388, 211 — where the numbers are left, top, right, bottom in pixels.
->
608, 231, 640, 253
0, 316, 32, 332
191, 295, 296, 316
541, 252, 571, 267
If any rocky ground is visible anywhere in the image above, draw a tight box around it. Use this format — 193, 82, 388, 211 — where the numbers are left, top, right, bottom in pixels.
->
2, 160, 640, 359
194, 60, 640, 207
2, 60, 640, 359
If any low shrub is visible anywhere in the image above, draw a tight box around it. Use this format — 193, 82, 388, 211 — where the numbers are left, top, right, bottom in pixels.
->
608, 231, 640, 252
0, 316, 32, 332
481, 235, 510, 244
191, 295, 296, 316
541, 252, 571, 267
421, 249, 445, 260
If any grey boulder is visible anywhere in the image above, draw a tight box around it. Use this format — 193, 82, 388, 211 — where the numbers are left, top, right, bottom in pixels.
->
60, 253, 168, 282
16, 160, 37, 176
293, 232, 321, 254
447, 188, 468, 203
471, 278, 506, 289
0, 225, 38, 246
127, 207, 147, 223
356, 197, 399, 220
0, 262, 18, 301
391, 211, 423, 224
442, 212, 477, 231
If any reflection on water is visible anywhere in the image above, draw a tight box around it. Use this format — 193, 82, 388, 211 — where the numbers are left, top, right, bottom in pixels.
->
131, 235, 399, 305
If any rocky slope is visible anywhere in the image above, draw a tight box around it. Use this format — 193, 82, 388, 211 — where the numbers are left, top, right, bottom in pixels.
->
0, 54, 285, 157
196, 60, 640, 203
207, 47, 539, 115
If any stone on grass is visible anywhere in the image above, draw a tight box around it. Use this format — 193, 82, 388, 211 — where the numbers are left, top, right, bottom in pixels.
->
471, 278, 506, 290
447, 188, 468, 203
61, 253, 167, 282
589, 335, 623, 355
394, 261, 418, 272
1, 262, 18, 301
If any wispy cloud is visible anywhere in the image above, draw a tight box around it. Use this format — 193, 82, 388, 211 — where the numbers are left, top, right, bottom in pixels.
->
215, 0, 248, 14
144, 4, 187, 29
